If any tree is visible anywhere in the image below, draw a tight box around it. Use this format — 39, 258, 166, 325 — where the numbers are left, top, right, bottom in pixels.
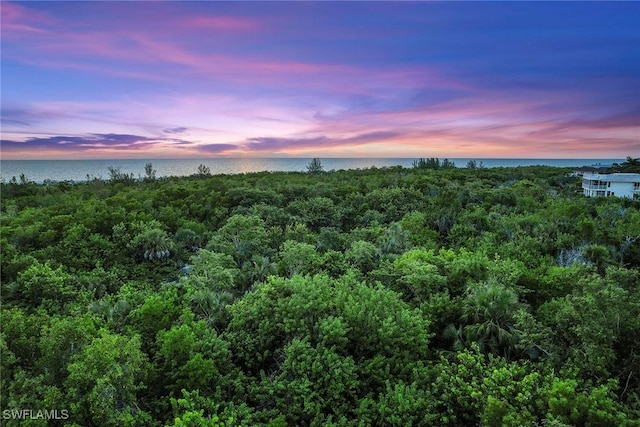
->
466, 160, 485, 169
277, 240, 321, 277
306, 157, 324, 174
127, 287, 183, 352
377, 222, 411, 256
197, 164, 212, 177
183, 249, 239, 292
188, 289, 234, 329
131, 227, 174, 261
65, 330, 151, 426
11, 262, 76, 311
356, 380, 438, 426
536, 273, 631, 381
174, 228, 203, 252
268, 339, 359, 425
107, 166, 135, 183
144, 162, 156, 181
38, 314, 98, 385
287, 196, 339, 231
441, 158, 456, 169
346, 240, 381, 273
611, 156, 640, 173
168, 390, 250, 426
225, 273, 432, 381
156, 319, 234, 396
246, 255, 277, 284
460, 281, 521, 360
393, 249, 447, 300
412, 157, 456, 170
206, 214, 274, 266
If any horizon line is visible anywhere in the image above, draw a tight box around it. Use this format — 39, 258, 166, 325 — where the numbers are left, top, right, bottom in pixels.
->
0, 156, 629, 161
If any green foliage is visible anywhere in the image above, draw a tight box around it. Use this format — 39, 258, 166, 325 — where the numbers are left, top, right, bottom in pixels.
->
288, 196, 339, 231
38, 314, 98, 385
107, 166, 136, 183
206, 214, 274, 265
225, 274, 432, 378
466, 159, 485, 169
9, 262, 77, 311
611, 156, 640, 173
346, 240, 380, 273
277, 240, 321, 277
175, 228, 204, 252
306, 157, 324, 174
2, 163, 639, 425
393, 249, 447, 300
144, 162, 157, 181
156, 318, 234, 396
65, 330, 151, 426
128, 287, 183, 352
269, 339, 359, 424
545, 377, 631, 426
412, 157, 456, 170
356, 380, 438, 426
184, 249, 240, 292
461, 281, 521, 360
168, 390, 251, 426
132, 227, 174, 261
537, 273, 634, 380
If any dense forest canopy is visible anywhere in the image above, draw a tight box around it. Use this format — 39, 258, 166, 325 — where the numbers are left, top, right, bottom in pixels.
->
1, 161, 639, 426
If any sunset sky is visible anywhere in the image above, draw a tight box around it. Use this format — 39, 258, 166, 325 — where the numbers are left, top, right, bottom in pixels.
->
1, 1, 639, 160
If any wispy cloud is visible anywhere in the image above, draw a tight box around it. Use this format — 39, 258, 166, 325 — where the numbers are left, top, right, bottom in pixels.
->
164, 127, 188, 134
195, 143, 238, 155
243, 131, 403, 153
0, 1, 51, 34
1, 133, 195, 157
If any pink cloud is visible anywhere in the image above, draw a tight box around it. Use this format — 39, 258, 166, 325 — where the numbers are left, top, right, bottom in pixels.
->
0, 1, 52, 34
2, 2, 463, 97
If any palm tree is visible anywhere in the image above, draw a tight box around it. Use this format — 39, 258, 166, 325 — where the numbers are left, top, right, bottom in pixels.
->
461, 281, 521, 360
377, 222, 410, 255
189, 289, 234, 329
612, 157, 640, 173
88, 298, 130, 330
443, 323, 467, 352
247, 255, 276, 284
133, 228, 174, 261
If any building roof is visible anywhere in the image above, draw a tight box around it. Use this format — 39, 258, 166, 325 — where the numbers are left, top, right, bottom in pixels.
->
582, 173, 640, 183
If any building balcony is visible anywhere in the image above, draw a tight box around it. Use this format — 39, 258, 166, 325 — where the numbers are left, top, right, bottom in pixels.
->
582, 184, 607, 190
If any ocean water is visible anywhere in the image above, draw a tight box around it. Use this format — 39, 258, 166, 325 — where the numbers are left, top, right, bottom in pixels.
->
0, 158, 623, 184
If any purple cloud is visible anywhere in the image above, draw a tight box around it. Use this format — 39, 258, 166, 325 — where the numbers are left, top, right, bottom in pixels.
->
195, 143, 238, 154
164, 127, 188, 134
1, 133, 194, 153
244, 131, 403, 152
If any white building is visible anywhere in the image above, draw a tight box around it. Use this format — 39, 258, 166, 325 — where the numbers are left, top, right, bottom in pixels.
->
582, 173, 640, 198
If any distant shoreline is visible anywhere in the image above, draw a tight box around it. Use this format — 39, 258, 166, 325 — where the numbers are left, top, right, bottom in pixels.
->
0, 158, 625, 184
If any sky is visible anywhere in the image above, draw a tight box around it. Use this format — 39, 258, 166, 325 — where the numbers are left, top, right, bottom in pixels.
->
1, 1, 639, 160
